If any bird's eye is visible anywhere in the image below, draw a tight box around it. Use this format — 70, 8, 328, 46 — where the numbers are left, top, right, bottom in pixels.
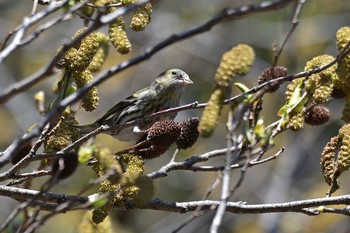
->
171, 71, 177, 76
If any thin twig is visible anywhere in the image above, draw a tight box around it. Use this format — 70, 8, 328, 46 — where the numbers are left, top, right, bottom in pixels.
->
272, 0, 307, 66
146, 145, 240, 179
189, 147, 284, 172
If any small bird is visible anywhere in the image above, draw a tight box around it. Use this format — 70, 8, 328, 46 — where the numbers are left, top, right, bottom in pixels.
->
77, 68, 193, 141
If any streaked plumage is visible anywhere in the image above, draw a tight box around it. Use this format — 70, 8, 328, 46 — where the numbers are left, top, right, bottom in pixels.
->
77, 68, 193, 141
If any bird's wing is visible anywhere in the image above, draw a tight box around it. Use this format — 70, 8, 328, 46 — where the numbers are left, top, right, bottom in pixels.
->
95, 93, 138, 124
95, 87, 151, 124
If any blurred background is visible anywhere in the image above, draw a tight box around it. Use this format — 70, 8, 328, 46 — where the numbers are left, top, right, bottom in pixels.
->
1, 0, 350, 232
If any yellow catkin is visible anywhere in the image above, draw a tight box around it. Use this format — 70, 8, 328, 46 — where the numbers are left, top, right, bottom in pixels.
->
108, 16, 131, 54
73, 68, 93, 87
198, 87, 227, 137
336, 27, 350, 71
335, 64, 350, 95
198, 44, 254, 137
91, 153, 144, 224
120, 154, 144, 179
214, 44, 255, 87
77, 31, 100, 70
335, 27, 350, 95
88, 33, 109, 72
79, 211, 112, 233
44, 110, 79, 152
341, 97, 350, 122
320, 136, 340, 192
63, 29, 99, 71
337, 124, 350, 173
92, 181, 125, 224
72, 70, 99, 112
117, 154, 153, 207
336, 26, 350, 51
130, 3, 152, 31
304, 55, 337, 103
288, 111, 305, 131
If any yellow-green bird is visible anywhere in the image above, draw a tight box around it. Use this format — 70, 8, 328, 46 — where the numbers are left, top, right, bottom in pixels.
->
77, 68, 193, 141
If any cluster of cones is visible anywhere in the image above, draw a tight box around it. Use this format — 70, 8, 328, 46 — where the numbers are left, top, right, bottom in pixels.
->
116, 117, 200, 160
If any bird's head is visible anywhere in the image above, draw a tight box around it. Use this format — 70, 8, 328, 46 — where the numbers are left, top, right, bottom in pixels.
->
154, 69, 193, 89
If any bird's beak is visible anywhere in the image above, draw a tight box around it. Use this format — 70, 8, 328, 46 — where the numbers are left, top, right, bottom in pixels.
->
180, 74, 193, 85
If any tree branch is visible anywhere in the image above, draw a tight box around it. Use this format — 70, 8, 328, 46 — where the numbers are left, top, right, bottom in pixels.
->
3, 183, 350, 217
144, 195, 350, 216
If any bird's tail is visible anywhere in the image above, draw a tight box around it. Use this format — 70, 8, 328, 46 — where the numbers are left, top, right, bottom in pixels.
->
73, 123, 100, 134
